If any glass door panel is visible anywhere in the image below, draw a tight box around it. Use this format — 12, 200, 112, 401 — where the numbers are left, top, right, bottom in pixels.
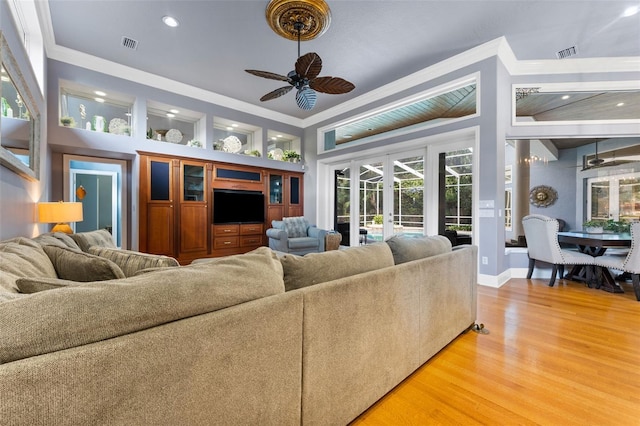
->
183, 164, 204, 201
334, 168, 351, 245
360, 161, 384, 244
269, 174, 283, 204
443, 149, 473, 236
590, 181, 610, 221
393, 155, 424, 237
619, 177, 640, 221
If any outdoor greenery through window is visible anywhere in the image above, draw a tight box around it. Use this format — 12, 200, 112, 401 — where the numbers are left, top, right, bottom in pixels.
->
444, 149, 473, 231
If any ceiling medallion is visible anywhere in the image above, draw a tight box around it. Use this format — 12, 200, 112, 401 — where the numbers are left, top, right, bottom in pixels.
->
266, 0, 332, 41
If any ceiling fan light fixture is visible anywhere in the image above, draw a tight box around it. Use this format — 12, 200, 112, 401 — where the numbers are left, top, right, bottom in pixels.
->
296, 86, 317, 110
266, 0, 332, 41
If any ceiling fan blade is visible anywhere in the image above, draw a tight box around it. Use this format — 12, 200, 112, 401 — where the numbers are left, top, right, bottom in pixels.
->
245, 69, 290, 82
310, 76, 355, 94
295, 52, 322, 80
260, 86, 293, 102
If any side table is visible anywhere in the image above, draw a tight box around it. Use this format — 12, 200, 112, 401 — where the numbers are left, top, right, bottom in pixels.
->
325, 232, 342, 251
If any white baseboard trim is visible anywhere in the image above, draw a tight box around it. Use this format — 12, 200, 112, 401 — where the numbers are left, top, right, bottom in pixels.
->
479, 267, 556, 288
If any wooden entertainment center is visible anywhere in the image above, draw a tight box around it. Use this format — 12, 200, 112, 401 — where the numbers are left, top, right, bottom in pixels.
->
138, 152, 303, 264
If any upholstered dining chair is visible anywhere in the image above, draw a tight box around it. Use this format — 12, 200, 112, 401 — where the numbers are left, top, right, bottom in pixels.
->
593, 221, 640, 301
522, 214, 596, 287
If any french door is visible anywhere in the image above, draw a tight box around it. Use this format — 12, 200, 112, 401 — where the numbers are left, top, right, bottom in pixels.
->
588, 173, 640, 222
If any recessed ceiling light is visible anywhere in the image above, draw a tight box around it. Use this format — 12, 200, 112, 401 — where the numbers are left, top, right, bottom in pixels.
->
162, 16, 179, 27
561, 95, 570, 100
231, 123, 238, 128
94, 90, 106, 96
616, 102, 625, 107
166, 113, 175, 118
226, 126, 233, 131
277, 134, 283, 138
125, 113, 132, 117
271, 137, 278, 140
94, 97, 105, 103
623, 6, 639, 17
344, 134, 353, 138
169, 109, 179, 114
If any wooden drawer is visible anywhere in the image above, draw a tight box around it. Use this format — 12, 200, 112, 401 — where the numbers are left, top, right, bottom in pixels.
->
240, 223, 263, 235
214, 224, 239, 236
241, 235, 263, 247
214, 236, 239, 249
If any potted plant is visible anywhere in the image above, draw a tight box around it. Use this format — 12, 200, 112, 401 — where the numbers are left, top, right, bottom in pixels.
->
282, 150, 301, 163
60, 116, 75, 127
583, 219, 605, 233
604, 219, 630, 233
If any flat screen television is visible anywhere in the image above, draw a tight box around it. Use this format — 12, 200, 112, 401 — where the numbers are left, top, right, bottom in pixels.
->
213, 189, 264, 224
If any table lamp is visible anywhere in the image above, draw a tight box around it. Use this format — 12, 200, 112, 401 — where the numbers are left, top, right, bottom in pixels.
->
38, 201, 84, 234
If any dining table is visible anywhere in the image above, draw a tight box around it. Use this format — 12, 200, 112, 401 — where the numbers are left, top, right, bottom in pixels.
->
557, 231, 631, 293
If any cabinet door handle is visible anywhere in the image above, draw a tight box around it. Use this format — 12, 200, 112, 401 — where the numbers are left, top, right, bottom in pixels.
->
224, 229, 231, 233
223, 241, 231, 245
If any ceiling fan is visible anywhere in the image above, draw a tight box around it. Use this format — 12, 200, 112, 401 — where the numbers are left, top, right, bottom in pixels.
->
245, 22, 355, 110
581, 140, 634, 171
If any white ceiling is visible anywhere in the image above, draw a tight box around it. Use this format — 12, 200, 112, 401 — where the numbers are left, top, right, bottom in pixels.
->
36, 1, 640, 120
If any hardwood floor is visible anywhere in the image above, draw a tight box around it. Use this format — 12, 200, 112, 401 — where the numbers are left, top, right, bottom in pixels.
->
352, 278, 640, 425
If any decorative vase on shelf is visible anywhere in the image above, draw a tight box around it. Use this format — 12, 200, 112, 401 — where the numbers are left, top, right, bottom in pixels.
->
92, 115, 105, 132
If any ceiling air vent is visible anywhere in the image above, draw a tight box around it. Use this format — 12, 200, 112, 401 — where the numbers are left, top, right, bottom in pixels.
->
121, 36, 139, 50
556, 45, 578, 59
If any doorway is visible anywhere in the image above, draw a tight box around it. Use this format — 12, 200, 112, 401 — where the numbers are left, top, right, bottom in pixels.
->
63, 155, 127, 248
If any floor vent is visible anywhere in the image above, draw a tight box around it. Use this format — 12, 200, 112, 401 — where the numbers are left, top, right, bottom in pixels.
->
556, 45, 578, 59
121, 36, 139, 50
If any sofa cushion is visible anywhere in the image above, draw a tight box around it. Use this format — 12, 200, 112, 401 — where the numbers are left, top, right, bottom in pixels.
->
42, 245, 126, 281
16, 277, 86, 293
385, 234, 452, 265
288, 237, 320, 249
0, 246, 285, 364
0, 238, 58, 290
280, 242, 395, 291
283, 216, 308, 238
70, 229, 117, 252
88, 246, 179, 277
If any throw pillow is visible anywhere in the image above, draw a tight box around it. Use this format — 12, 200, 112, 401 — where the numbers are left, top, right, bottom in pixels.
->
33, 234, 81, 251
70, 229, 117, 252
0, 237, 58, 283
16, 277, 87, 293
283, 216, 308, 238
280, 242, 395, 291
0, 246, 285, 365
88, 246, 179, 277
385, 234, 452, 265
42, 245, 125, 281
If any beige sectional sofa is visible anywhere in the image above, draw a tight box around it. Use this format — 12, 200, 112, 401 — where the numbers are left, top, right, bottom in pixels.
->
0, 231, 477, 425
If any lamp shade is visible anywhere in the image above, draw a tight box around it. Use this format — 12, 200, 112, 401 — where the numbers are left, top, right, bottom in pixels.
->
38, 202, 83, 233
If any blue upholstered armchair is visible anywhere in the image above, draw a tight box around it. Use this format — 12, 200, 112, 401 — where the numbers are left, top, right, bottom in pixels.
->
266, 217, 328, 255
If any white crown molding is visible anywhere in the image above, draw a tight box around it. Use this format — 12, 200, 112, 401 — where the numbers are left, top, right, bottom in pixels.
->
510, 57, 640, 75
302, 37, 510, 128
34, 1, 304, 127
46, 44, 305, 127
33, 0, 640, 129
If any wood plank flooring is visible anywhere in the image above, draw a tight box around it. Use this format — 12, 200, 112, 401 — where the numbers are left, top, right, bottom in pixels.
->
352, 278, 640, 425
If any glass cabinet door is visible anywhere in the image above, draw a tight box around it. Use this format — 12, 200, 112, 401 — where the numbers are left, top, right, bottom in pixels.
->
290, 176, 300, 205
150, 160, 171, 201
183, 164, 205, 201
270, 174, 283, 204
